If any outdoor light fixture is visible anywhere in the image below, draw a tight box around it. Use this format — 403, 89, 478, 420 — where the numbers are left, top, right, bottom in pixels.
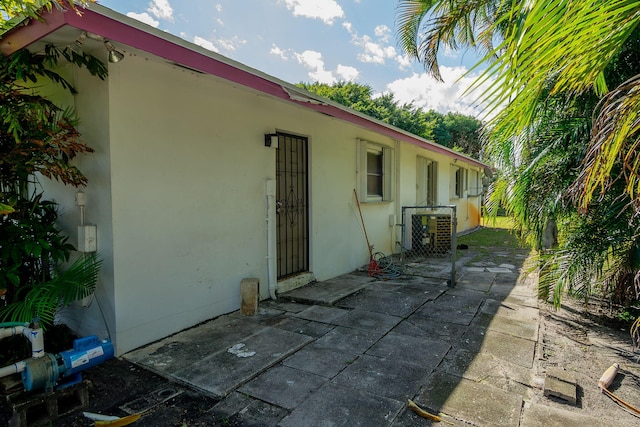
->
264, 133, 279, 148
104, 40, 124, 63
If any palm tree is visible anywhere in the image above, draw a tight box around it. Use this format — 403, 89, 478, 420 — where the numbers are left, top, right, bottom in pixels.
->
395, 0, 506, 82
396, 0, 640, 345
397, 0, 640, 206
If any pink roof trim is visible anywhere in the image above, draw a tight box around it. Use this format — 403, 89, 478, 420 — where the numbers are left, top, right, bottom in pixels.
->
0, 5, 487, 169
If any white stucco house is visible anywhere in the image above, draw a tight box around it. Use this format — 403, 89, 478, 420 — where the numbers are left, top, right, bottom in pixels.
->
0, 4, 488, 355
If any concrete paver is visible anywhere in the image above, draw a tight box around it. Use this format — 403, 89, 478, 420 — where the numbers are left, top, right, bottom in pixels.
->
417, 371, 524, 426
332, 308, 403, 332
278, 382, 404, 427
238, 365, 327, 410
332, 354, 431, 401
121, 243, 628, 426
365, 332, 450, 366
520, 403, 607, 427
282, 344, 355, 378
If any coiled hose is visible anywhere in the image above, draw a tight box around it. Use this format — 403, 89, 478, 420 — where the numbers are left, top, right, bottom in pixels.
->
370, 252, 402, 279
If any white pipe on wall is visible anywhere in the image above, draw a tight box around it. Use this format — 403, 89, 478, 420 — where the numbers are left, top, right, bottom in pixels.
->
266, 179, 277, 300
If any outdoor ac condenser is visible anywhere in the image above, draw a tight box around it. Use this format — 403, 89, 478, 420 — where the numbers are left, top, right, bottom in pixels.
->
411, 214, 452, 254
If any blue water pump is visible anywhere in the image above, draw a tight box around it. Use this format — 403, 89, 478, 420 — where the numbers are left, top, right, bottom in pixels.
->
21, 335, 114, 392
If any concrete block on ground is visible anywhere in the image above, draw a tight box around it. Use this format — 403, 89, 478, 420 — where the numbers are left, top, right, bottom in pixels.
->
544, 368, 577, 405
240, 278, 259, 316
9, 380, 89, 426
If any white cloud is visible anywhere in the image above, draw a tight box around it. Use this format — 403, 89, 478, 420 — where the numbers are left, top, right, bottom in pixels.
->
395, 54, 413, 71
374, 25, 390, 42
293, 50, 358, 84
281, 0, 344, 24
310, 68, 337, 84
386, 66, 492, 118
192, 35, 246, 54
342, 21, 353, 34
336, 64, 359, 81
193, 36, 219, 53
127, 12, 159, 28
215, 4, 222, 12
148, 0, 173, 21
270, 44, 288, 60
353, 34, 396, 64
217, 36, 246, 52
294, 50, 335, 84
295, 50, 324, 68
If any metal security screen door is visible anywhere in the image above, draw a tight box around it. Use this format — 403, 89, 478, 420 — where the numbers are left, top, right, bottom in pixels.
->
276, 133, 309, 279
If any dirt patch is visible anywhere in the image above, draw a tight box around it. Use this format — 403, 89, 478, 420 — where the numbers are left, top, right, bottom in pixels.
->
1, 357, 230, 426
532, 298, 640, 425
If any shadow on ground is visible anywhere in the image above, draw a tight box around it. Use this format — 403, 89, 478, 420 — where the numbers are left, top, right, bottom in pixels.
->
4, 227, 638, 426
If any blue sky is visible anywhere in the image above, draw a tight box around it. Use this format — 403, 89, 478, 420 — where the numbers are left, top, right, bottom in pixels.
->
97, 0, 488, 117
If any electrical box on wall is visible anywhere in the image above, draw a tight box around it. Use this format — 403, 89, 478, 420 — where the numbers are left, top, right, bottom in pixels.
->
78, 225, 97, 252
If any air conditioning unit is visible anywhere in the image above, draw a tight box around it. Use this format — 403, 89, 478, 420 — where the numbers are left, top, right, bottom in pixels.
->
410, 214, 452, 254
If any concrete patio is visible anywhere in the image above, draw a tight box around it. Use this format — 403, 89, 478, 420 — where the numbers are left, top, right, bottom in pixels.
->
120, 248, 638, 426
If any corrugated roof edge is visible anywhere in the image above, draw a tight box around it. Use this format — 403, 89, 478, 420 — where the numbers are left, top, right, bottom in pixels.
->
0, 2, 489, 171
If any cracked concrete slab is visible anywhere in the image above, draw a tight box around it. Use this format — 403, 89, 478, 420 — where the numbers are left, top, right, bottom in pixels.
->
366, 332, 451, 368
416, 371, 523, 426
279, 382, 404, 427
332, 354, 431, 401
238, 365, 328, 409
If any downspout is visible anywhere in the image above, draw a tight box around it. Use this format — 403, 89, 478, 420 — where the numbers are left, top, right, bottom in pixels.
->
266, 179, 277, 299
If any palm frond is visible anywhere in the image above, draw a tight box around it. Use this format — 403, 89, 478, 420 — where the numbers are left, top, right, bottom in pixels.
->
479, 0, 640, 137
574, 74, 640, 209
395, 0, 505, 81
0, 255, 101, 327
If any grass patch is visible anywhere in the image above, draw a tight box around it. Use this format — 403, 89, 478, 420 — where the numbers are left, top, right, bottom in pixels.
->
480, 215, 515, 230
458, 227, 519, 249
458, 217, 521, 250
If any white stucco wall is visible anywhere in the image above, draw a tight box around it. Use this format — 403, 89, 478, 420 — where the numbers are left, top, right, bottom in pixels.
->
32, 58, 115, 343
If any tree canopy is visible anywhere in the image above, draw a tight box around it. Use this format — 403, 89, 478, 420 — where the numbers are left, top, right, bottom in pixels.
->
0, 1, 94, 30
297, 81, 484, 159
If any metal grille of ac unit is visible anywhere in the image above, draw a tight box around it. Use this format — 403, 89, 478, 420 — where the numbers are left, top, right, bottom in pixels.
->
411, 214, 451, 255
401, 205, 457, 287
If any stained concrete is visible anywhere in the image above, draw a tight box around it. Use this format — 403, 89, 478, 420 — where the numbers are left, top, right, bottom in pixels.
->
416, 371, 524, 427
121, 244, 619, 426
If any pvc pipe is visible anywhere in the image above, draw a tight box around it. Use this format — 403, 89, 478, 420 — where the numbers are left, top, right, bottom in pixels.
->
0, 326, 24, 340
0, 322, 29, 328
0, 360, 26, 379
0, 326, 45, 358
24, 327, 44, 358
266, 179, 277, 300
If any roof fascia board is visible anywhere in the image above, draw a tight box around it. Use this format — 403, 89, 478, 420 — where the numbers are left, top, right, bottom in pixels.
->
0, 5, 488, 170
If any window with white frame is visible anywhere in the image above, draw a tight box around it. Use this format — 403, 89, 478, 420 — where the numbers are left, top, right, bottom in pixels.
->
451, 164, 467, 198
417, 156, 437, 205
358, 139, 394, 202
469, 169, 480, 196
